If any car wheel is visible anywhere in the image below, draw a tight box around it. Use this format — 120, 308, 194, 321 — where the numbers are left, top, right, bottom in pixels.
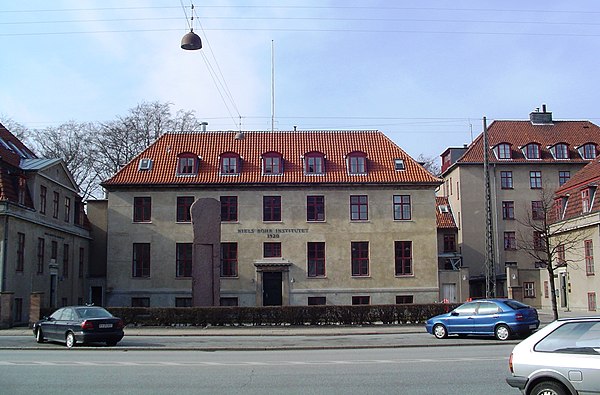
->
433, 324, 448, 339
530, 380, 568, 395
35, 328, 45, 343
495, 324, 511, 341
65, 332, 76, 348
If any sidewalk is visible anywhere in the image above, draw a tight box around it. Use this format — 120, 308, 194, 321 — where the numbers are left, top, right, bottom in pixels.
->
0, 308, 594, 337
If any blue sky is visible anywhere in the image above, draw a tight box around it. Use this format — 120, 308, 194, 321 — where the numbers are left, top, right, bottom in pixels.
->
2, 1, 600, 161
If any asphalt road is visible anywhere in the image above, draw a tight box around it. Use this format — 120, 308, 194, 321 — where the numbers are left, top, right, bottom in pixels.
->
0, 344, 516, 395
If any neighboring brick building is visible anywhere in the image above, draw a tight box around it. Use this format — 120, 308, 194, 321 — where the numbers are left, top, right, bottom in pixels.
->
439, 106, 600, 306
549, 158, 600, 313
0, 123, 90, 327
100, 130, 442, 307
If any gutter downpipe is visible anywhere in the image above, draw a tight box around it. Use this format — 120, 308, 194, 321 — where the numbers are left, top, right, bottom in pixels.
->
0, 202, 8, 292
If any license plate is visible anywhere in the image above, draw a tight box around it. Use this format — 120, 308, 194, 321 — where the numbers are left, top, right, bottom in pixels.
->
529, 324, 537, 329
99, 323, 113, 328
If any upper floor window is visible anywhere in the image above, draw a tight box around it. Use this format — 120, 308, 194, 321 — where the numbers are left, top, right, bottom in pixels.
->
177, 153, 199, 175
307, 195, 325, 221
262, 152, 283, 175
557, 244, 565, 265
307, 242, 326, 277
176, 243, 193, 277
532, 201, 544, 220
263, 196, 281, 222
350, 195, 368, 221
133, 197, 151, 222
443, 234, 455, 253
347, 152, 367, 175
502, 201, 514, 220
132, 243, 151, 278
500, 171, 513, 189
495, 143, 512, 160
559, 171, 571, 186
533, 231, 544, 251
585, 240, 595, 275
176, 196, 194, 222
581, 187, 595, 213
39, 186, 47, 214
220, 196, 238, 222
304, 152, 325, 175
530, 171, 542, 189
64, 197, 71, 222
395, 241, 413, 276
351, 241, 369, 276
264, 242, 281, 258
579, 143, 597, 160
52, 191, 60, 219
551, 143, 569, 159
393, 195, 411, 220
220, 152, 240, 175
17, 233, 25, 272
524, 143, 541, 160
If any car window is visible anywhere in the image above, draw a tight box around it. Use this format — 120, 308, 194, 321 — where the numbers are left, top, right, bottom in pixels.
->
77, 308, 112, 319
453, 303, 477, 315
477, 302, 499, 315
61, 308, 76, 321
535, 321, 600, 355
49, 308, 65, 320
504, 300, 529, 310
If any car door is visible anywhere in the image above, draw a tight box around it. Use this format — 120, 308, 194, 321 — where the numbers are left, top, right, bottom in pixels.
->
471, 302, 500, 335
448, 302, 477, 334
44, 308, 65, 340
55, 308, 76, 339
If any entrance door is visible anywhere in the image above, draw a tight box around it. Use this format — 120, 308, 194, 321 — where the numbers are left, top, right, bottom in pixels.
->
560, 273, 568, 308
91, 286, 103, 306
262, 272, 282, 306
441, 283, 457, 303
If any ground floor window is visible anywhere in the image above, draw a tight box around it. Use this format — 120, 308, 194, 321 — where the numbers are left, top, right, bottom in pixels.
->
131, 297, 150, 307
175, 297, 192, 307
523, 282, 535, 298
396, 295, 414, 304
351, 296, 370, 305
308, 296, 326, 305
588, 292, 597, 311
220, 297, 238, 306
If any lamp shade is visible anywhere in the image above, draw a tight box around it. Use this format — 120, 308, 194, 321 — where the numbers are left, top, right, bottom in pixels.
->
181, 30, 202, 50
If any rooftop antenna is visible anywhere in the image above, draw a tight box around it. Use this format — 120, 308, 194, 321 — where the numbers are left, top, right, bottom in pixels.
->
271, 40, 275, 133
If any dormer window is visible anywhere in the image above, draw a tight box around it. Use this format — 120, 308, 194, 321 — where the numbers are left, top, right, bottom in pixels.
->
579, 143, 597, 160
394, 159, 405, 171
524, 143, 541, 160
304, 152, 325, 175
495, 143, 512, 160
347, 152, 367, 175
551, 143, 569, 159
138, 158, 153, 171
581, 186, 597, 213
177, 153, 199, 175
220, 152, 241, 175
262, 152, 283, 175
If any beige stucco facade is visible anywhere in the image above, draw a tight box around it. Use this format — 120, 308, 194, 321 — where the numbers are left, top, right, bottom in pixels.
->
105, 185, 440, 307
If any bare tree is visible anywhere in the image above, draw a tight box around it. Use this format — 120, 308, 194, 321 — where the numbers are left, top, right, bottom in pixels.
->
416, 154, 441, 176
516, 190, 589, 320
29, 121, 101, 200
0, 115, 30, 142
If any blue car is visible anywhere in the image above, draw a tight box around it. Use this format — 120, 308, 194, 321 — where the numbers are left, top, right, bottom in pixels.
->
425, 299, 539, 340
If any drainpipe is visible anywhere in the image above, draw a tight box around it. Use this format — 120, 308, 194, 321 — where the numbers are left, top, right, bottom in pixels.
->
0, 202, 8, 292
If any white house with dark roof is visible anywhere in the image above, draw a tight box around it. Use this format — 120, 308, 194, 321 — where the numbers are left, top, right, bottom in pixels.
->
99, 130, 442, 307
0, 123, 90, 327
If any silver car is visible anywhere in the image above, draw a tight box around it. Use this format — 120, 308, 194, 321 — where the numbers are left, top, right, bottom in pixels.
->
506, 317, 600, 395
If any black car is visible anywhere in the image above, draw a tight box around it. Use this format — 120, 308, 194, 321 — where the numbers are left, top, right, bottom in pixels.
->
33, 306, 124, 348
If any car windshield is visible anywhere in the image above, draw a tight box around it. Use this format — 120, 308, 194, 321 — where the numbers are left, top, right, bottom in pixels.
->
76, 308, 113, 319
535, 321, 600, 355
504, 300, 529, 310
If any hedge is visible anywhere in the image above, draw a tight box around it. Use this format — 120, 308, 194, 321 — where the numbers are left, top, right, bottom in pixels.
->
40, 303, 459, 327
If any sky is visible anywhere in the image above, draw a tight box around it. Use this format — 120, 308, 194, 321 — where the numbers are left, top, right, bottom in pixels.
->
2, 0, 600, 162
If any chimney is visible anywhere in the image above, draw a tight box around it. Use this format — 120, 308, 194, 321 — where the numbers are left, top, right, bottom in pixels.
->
529, 104, 553, 125
201, 122, 208, 132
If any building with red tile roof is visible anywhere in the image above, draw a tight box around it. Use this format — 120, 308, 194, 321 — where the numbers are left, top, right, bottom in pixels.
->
549, 158, 600, 312
0, 123, 90, 328
100, 130, 442, 307
439, 105, 600, 308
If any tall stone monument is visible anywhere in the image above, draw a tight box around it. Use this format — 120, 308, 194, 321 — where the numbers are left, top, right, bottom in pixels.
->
190, 198, 221, 306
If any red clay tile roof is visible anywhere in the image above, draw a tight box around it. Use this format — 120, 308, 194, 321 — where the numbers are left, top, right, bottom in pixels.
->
103, 130, 441, 187
553, 158, 600, 222
0, 123, 36, 207
454, 120, 600, 166
435, 196, 457, 229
